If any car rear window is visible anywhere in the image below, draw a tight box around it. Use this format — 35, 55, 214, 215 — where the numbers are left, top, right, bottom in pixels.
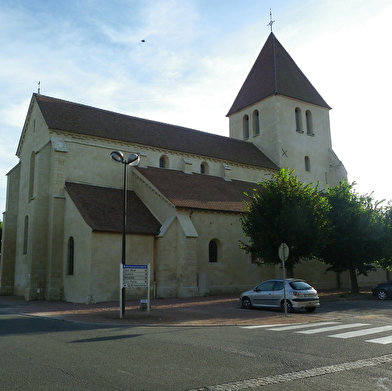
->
289, 281, 312, 290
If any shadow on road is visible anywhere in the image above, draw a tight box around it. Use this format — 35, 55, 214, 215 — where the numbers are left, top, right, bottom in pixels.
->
0, 313, 116, 337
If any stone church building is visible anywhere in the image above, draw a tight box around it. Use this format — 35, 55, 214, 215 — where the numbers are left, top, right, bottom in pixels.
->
0, 33, 381, 303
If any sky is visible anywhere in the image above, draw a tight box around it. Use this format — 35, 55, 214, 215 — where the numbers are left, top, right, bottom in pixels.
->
1, 0, 391, 216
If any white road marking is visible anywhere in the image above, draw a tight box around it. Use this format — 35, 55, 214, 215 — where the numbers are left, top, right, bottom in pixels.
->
241, 323, 289, 329
330, 325, 392, 339
366, 335, 392, 345
188, 354, 392, 390
376, 377, 392, 390
266, 321, 340, 331
242, 321, 392, 346
297, 323, 369, 334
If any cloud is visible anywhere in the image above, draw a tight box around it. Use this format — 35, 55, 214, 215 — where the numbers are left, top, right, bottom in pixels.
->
1, 0, 392, 215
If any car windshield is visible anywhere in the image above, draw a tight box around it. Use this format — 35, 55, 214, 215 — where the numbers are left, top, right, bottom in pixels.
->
289, 281, 312, 290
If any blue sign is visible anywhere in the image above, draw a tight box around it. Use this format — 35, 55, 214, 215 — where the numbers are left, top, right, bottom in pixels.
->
123, 264, 147, 269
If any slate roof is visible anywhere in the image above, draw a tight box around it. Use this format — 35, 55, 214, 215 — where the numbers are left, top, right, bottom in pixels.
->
34, 94, 278, 170
65, 182, 161, 234
65, 169, 261, 234
227, 32, 330, 116
136, 166, 260, 213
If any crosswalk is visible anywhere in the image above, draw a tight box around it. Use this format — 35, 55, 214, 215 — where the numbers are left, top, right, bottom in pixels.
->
241, 321, 392, 345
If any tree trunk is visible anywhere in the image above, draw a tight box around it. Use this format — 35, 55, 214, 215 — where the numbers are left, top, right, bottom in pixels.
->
336, 272, 341, 289
348, 267, 359, 293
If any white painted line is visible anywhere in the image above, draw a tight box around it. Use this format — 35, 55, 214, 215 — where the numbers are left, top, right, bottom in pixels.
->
267, 321, 340, 331
188, 354, 392, 390
366, 335, 392, 345
297, 323, 369, 334
241, 323, 289, 329
330, 325, 392, 339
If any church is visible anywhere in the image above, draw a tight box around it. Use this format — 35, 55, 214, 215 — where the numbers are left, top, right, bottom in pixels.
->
0, 32, 381, 303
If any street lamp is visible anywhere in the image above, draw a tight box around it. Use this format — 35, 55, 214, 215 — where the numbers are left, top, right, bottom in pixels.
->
110, 151, 140, 318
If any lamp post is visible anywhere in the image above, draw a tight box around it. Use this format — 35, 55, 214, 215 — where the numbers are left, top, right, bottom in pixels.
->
110, 151, 140, 318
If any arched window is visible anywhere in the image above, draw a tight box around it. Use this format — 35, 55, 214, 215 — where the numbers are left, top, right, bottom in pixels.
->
200, 162, 208, 174
243, 115, 249, 140
68, 237, 75, 275
295, 107, 303, 132
23, 216, 29, 255
252, 110, 260, 136
209, 240, 218, 263
306, 110, 313, 135
28, 152, 35, 201
305, 156, 311, 172
159, 155, 168, 168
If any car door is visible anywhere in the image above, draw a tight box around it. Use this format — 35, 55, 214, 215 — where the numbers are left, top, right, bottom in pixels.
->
251, 280, 276, 307
272, 280, 284, 306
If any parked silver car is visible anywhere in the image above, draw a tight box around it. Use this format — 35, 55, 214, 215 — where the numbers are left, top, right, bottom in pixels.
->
240, 278, 320, 312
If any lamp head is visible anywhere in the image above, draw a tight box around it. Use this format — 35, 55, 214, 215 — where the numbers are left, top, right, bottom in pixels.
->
110, 151, 124, 163
126, 153, 140, 166
110, 151, 140, 166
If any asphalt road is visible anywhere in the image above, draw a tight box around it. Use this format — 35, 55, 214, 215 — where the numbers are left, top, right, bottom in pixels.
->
1, 299, 392, 391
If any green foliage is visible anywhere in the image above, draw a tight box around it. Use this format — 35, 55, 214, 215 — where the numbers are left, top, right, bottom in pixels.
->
375, 203, 392, 271
240, 169, 392, 292
240, 168, 330, 276
319, 181, 386, 293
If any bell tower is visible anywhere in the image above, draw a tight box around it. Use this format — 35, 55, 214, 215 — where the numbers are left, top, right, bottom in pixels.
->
227, 32, 346, 188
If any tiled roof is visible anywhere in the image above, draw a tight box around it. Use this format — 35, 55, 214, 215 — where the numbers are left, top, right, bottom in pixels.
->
34, 94, 278, 170
227, 33, 330, 116
65, 182, 161, 234
136, 166, 261, 213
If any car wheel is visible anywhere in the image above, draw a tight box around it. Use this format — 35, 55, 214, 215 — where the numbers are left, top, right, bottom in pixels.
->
377, 289, 388, 300
305, 307, 316, 313
281, 300, 293, 313
242, 297, 252, 309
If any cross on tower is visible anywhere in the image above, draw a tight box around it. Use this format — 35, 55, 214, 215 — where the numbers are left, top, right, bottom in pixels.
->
267, 9, 275, 32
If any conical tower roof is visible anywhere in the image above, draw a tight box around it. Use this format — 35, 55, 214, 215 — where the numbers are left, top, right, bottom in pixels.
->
227, 33, 330, 116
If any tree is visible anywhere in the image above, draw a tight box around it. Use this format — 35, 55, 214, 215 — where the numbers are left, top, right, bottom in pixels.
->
375, 203, 392, 272
319, 181, 385, 293
240, 168, 330, 277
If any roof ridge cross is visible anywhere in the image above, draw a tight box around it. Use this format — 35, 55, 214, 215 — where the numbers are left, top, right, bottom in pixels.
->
267, 9, 275, 32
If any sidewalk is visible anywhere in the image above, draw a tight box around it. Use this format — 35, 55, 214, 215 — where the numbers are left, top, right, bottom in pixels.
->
0, 290, 371, 327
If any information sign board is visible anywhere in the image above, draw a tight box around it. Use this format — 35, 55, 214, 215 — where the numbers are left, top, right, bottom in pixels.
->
122, 264, 148, 288
119, 263, 151, 318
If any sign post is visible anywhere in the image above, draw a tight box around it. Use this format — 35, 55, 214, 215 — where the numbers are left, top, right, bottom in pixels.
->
120, 264, 150, 318
278, 243, 289, 317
